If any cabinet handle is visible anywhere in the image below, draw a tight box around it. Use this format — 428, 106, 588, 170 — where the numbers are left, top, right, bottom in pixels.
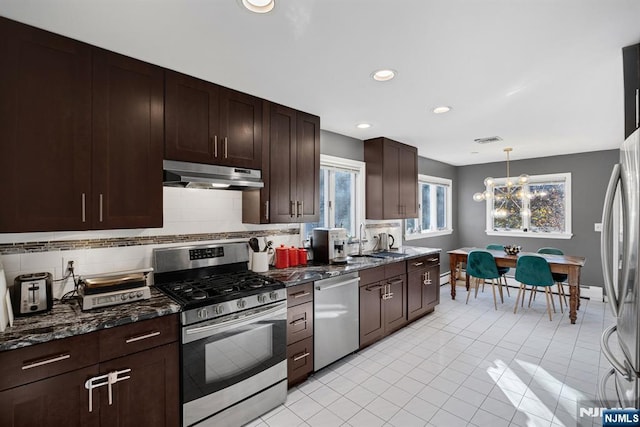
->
85, 368, 131, 412
290, 200, 296, 217
125, 330, 161, 344
291, 290, 310, 299
22, 353, 70, 370
387, 278, 403, 286
290, 318, 307, 327
634, 88, 639, 128
264, 201, 269, 221
423, 271, 432, 285
213, 136, 218, 158
81, 193, 86, 223
297, 201, 303, 217
224, 137, 228, 158
366, 284, 384, 292
412, 262, 424, 267
99, 194, 103, 222
293, 352, 310, 362
428, 258, 439, 262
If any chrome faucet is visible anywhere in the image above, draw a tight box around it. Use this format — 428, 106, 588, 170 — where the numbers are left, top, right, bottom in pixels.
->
358, 223, 365, 256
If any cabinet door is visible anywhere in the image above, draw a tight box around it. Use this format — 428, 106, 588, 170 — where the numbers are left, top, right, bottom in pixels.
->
424, 264, 440, 308
269, 104, 296, 223
92, 49, 164, 229
382, 141, 401, 219
0, 365, 100, 427
359, 282, 385, 348
407, 269, 426, 321
384, 275, 407, 333
219, 88, 263, 169
398, 144, 418, 218
165, 70, 219, 163
99, 342, 179, 427
0, 17, 92, 232
295, 111, 320, 222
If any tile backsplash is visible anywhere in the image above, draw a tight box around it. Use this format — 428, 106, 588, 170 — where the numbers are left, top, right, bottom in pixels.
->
0, 187, 301, 298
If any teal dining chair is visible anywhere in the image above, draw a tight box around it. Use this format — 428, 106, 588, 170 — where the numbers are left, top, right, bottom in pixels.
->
486, 244, 510, 297
513, 255, 556, 321
537, 247, 568, 312
466, 250, 502, 310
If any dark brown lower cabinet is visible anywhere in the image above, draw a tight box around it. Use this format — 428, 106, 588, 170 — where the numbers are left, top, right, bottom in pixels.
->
0, 315, 179, 427
359, 262, 408, 349
286, 282, 314, 387
407, 254, 441, 321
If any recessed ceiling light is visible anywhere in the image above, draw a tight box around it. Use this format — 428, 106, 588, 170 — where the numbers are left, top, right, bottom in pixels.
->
433, 106, 451, 114
356, 123, 371, 129
372, 69, 396, 82
241, 0, 274, 13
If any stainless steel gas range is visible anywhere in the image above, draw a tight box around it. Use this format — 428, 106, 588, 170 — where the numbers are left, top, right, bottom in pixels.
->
153, 242, 287, 427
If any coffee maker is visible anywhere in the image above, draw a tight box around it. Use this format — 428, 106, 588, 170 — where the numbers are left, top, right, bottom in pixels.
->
312, 228, 349, 264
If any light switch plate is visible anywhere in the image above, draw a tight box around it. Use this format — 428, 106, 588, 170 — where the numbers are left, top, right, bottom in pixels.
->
594, 223, 602, 232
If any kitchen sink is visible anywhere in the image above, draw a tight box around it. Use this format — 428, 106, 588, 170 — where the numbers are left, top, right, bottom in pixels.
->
368, 251, 406, 259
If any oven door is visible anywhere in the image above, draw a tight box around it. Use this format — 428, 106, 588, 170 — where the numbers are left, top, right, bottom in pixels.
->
181, 301, 287, 419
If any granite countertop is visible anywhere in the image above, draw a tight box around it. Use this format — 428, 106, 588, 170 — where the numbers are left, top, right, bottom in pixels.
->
0, 287, 180, 352
262, 246, 441, 286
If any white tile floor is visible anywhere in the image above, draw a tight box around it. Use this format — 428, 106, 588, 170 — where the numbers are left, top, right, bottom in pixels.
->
246, 283, 617, 427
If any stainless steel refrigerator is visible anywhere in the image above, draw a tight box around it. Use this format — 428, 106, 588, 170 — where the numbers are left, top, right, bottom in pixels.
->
599, 127, 640, 407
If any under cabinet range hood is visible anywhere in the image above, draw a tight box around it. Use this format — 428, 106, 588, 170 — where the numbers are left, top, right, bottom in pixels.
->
163, 160, 263, 190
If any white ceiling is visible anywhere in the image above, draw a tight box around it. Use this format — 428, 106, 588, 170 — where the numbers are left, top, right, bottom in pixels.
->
2, 0, 640, 165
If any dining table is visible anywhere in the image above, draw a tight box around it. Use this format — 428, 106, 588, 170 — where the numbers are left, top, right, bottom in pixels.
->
447, 247, 587, 324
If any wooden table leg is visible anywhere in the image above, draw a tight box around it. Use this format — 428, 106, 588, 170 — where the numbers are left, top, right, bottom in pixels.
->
568, 266, 580, 324
449, 254, 457, 299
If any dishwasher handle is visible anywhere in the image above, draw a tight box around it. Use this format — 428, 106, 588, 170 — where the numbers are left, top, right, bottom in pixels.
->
315, 277, 360, 292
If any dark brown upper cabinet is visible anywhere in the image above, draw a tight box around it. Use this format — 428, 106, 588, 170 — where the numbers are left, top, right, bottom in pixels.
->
623, 44, 640, 139
364, 137, 418, 220
0, 17, 163, 232
165, 70, 262, 169
243, 103, 320, 224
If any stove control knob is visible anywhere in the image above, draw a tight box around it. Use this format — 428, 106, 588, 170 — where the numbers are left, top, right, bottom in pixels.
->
121, 294, 128, 301
269, 292, 278, 301
197, 308, 208, 319
237, 299, 247, 309
215, 305, 225, 315
136, 291, 143, 298
257, 294, 267, 304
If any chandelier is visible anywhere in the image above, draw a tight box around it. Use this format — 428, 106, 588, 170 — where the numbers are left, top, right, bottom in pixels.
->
472, 147, 532, 218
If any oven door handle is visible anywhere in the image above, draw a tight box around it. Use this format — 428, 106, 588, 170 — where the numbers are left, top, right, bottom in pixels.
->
183, 302, 287, 343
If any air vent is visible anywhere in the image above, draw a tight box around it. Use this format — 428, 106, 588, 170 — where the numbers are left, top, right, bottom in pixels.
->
474, 136, 503, 144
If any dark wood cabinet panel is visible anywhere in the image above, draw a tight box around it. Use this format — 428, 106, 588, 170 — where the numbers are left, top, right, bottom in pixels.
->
0, 17, 163, 232
359, 280, 385, 348
0, 365, 100, 427
0, 17, 92, 232
287, 302, 313, 344
92, 49, 164, 229
269, 104, 297, 223
219, 88, 263, 169
287, 337, 313, 387
365, 137, 418, 219
384, 274, 407, 333
165, 70, 219, 162
286, 283, 314, 387
407, 255, 440, 321
99, 343, 179, 427
623, 44, 640, 139
295, 112, 321, 221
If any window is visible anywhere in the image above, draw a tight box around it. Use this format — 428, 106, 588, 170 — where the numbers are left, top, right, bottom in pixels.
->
302, 155, 365, 239
486, 172, 572, 239
405, 174, 453, 240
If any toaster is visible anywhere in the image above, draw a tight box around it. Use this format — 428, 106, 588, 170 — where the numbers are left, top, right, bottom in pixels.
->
12, 272, 53, 316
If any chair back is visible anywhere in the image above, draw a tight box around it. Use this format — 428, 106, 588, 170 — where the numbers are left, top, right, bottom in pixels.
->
537, 247, 568, 282
515, 255, 554, 286
486, 244, 504, 251
467, 250, 500, 280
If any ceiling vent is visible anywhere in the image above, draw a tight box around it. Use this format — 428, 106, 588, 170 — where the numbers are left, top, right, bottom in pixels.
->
474, 136, 503, 144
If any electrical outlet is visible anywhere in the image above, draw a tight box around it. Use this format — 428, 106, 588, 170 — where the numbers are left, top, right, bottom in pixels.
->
62, 258, 77, 276
594, 223, 602, 232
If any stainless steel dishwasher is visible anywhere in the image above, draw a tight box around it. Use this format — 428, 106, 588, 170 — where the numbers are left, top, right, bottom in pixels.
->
314, 272, 360, 371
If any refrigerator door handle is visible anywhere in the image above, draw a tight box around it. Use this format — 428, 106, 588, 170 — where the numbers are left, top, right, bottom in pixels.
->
601, 163, 621, 317
601, 324, 633, 380
597, 367, 618, 408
